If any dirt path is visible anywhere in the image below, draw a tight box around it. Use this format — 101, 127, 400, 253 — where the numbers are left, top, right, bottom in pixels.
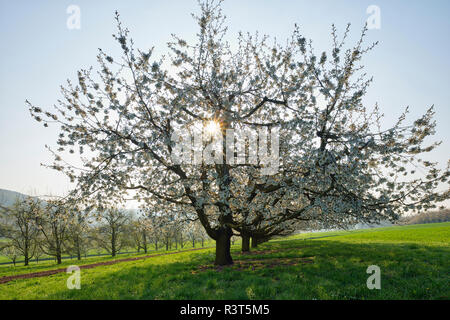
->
0, 246, 214, 285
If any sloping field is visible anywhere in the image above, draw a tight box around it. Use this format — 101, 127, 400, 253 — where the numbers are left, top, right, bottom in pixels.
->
0, 222, 448, 300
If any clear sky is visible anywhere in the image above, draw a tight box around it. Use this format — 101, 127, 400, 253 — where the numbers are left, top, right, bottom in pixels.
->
0, 0, 449, 202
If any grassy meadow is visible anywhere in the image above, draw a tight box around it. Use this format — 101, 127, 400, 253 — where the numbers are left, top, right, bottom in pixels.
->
0, 222, 448, 300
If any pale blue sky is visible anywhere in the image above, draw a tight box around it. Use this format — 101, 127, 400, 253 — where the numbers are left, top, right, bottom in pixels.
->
0, 0, 449, 200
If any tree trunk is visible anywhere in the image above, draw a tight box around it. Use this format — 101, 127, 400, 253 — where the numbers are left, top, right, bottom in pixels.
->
111, 229, 116, 257
56, 241, 62, 264
24, 243, 29, 266
251, 236, 258, 248
76, 236, 81, 260
143, 232, 148, 254
214, 227, 233, 265
241, 233, 250, 252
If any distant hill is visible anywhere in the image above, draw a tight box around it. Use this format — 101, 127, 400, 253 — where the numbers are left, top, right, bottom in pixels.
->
0, 189, 33, 208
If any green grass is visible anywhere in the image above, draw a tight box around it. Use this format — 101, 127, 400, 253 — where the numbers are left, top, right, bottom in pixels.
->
0, 244, 214, 278
0, 222, 448, 300
0, 238, 216, 268
282, 222, 450, 244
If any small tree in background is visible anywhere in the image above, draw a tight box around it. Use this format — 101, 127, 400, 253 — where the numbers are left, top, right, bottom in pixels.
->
129, 216, 151, 254
186, 221, 204, 248
0, 197, 40, 266
93, 208, 130, 257
64, 206, 91, 260
35, 199, 70, 265
1, 244, 19, 266
148, 215, 163, 251
33, 243, 44, 264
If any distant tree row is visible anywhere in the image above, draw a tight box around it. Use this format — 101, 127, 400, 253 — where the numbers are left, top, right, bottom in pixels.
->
0, 197, 210, 266
398, 209, 450, 225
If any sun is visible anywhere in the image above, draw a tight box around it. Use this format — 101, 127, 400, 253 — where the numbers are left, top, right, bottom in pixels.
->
205, 120, 221, 135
